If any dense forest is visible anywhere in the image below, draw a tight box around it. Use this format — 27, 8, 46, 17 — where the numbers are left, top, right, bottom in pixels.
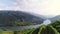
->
0, 11, 45, 26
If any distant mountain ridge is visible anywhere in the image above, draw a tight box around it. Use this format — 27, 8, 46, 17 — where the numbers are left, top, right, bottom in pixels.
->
49, 15, 60, 21
0, 10, 46, 26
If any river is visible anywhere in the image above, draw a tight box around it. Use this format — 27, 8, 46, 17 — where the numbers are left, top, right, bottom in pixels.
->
0, 19, 51, 30
0, 24, 42, 30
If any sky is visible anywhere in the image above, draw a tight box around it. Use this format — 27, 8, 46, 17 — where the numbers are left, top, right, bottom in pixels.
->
0, 0, 60, 15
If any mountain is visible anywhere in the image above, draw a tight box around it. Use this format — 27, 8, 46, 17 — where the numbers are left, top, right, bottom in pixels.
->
32, 14, 47, 20
49, 15, 60, 21
44, 15, 56, 19
0, 10, 46, 26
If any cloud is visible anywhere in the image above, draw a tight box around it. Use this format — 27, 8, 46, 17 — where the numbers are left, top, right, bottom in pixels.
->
15, 0, 49, 14
0, 0, 51, 15
0, 0, 60, 15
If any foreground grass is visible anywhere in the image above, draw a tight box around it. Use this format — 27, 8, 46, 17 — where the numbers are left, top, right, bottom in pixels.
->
0, 31, 14, 34
0, 29, 34, 34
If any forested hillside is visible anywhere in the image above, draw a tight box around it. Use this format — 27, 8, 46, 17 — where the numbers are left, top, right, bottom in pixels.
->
50, 19, 60, 33
0, 10, 45, 26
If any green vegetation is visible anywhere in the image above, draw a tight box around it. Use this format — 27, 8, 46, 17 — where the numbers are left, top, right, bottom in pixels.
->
0, 11, 44, 26
50, 19, 60, 33
28, 25, 59, 34
38, 25, 46, 34
0, 11, 60, 34
46, 25, 59, 34
0, 26, 59, 34
0, 29, 34, 34
0, 19, 60, 34
0, 31, 14, 34
20, 19, 60, 34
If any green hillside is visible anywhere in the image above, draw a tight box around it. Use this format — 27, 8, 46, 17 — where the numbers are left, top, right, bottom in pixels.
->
0, 11, 45, 26
0, 11, 59, 34
19, 19, 60, 34
28, 25, 59, 34
50, 19, 60, 33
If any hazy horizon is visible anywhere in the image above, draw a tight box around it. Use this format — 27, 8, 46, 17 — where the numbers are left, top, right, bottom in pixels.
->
0, 0, 60, 15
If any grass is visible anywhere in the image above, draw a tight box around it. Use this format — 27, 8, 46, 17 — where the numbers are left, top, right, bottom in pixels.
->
47, 25, 59, 34
2, 31, 14, 34
0, 29, 33, 34
0, 31, 14, 34
38, 25, 46, 34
